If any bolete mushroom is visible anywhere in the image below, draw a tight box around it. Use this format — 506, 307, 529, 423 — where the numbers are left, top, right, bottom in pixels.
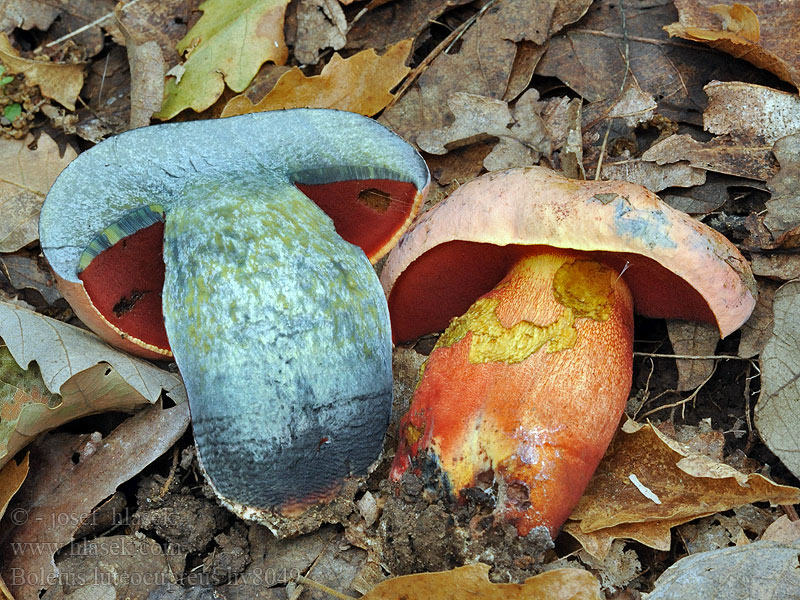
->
39, 110, 429, 532
381, 166, 756, 538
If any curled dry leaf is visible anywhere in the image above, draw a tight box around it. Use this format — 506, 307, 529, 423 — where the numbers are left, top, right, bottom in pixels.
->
0, 0, 61, 32
0, 454, 28, 520
156, 0, 291, 119
0, 255, 62, 305
738, 279, 778, 359
647, 541, 800, 600
0, 301, 186, 468
0, 403, 190, 600
755, 280, 800, 479
564, 421, 800, 559
0, 33, 84, 110
360, 563, 602, 600
222, 39, 412, 117
761, 132, 800, 247
665, 1, 800, 89
598, 161, 706, 194
0, 132, 77, 253
760, 514, 800, 544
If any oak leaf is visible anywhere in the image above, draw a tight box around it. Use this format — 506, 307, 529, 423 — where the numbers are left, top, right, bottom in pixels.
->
0, 132, 77, 252
156, 0, 290, 119
0, 32, 84, 110
0, 301, 186, 468
564, 421, 800, 559
222, 39, 412, 117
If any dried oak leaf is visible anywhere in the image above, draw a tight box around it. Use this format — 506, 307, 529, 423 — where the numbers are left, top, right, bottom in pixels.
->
665, 1, 800, 89
563, 421, 800, 559
0, 454, 28, 520
598, 161, 706, 193
0, 255, 62, 305
647, 541, 800, 600
0, 0, 60, 32
0, 301, 186, 468
761, 514, 800, 543
222, 39, 412, 117
294, 0, 347, 65
0, 33, 83, 110
0, 132, 77, 253
360, 563, 602, 600
416, 90, 550, 171
738, 279, 778, 359
755, 280, 800, 479
759, 132, 800, 247
380, 0, 592, 145
0, 403, 190, 600
156, 0, 291, 120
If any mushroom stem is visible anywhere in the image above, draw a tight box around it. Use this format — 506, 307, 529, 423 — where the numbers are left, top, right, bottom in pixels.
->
390, 249, 634, 536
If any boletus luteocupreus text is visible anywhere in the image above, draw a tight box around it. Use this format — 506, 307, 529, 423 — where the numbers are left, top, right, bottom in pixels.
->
39, 109, 430, 533
381, 166, 756, 538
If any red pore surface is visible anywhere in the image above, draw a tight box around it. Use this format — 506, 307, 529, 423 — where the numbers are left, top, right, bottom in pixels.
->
388, 242, 718, 343
296, 179, 419, 260
78, 222, 170, 351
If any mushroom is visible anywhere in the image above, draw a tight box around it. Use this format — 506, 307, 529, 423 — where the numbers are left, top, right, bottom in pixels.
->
381, 166, 756, 538
39, 110, 430, 533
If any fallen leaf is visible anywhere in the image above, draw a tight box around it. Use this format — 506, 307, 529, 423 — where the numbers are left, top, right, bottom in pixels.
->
761, 515, 800, 544
108, 0, 191, 69
116, 7, 165, 129
0, 402, 190, 600
0, 1, 60, 32
665, 1, 800, 89
0, 455, 28, 520
156, 0, 291, 119
535, 1, 773, 125
750, 253, 800, 281
0, 301, 186, 467
760, 132, 800, 246
755, 280, 800, 479
416, 91, 549, 171
642, 133, 777, 181
647, 541, 800, 600
599, 161, 706, 193
565, 421, 800, 558
703, 82, 800, 145
360, 563, 602, 600
381, 0, 591, 145
0, 255, 62, 305
222, 39, 412, 117
666, 320, 719, 391
577, 540, 642, 592
0, 132, 77, 252
661, 173, 765, 216
738, 279, 778, 359
0, 33, 84, 110
294, 0, 347, 65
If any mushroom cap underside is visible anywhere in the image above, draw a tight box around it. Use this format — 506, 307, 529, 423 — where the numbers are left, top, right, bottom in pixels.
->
381, 166, 757, 343
39, 110, 430, 358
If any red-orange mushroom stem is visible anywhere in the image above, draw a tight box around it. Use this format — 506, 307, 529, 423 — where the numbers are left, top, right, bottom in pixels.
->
382, 167, 757, 538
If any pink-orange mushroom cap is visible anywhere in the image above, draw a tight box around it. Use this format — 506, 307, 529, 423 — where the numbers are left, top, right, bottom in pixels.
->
381, 166, 756, 538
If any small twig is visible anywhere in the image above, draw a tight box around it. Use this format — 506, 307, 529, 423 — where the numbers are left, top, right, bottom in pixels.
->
633, 352, 748, 360
44, 0, 143, 48
782, 504, 800, 521
155, 445, 180, 501
639, 363, 718, 420
385, 0, 500, 111
295, 576, 356, 600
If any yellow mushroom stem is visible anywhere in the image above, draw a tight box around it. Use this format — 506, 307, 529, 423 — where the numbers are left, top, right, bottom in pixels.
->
392, 249, 636, 536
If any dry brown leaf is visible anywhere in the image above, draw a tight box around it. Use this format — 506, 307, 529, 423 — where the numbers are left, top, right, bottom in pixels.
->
0, 255, 61, 305
642, 133, 777, 181
222, 39, 412, 117
754, 280, 800, 479
762, 132, 800, 245
750, 253, 800, 281
381, 0, 591, 145
0, 33, 84, 110
599, 161, 706, 193
0, 132, 77, 252
0, 403, 190, 600
666, 320, 719, 391
0, 454, 28, 520
0, 301, 186, 467
665, 1, 800, 89
565, 421, 800, 558
738, 279, 778, 359
0, 0, 60, 32
361, 563, 602, 600
294, 0, 347, 65
761, 515, 800, 543
116, 7, 165, 129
